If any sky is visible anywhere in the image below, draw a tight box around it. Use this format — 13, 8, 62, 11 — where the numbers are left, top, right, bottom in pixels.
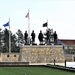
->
0, 0, 75, 43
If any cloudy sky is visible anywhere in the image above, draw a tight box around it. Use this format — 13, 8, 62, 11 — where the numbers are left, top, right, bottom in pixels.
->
0, 0, 75, 43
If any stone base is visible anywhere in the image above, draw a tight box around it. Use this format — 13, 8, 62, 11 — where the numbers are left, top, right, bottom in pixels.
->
21, 45, 65, 63
32, 43, 37, 45
25, 44, 30, 45
39, 44, 45, 45
0, 45, 74, 63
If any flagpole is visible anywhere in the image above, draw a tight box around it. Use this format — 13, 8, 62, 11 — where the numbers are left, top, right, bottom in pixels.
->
28, 9, 30, 44
9, 18, 11, 53
47, 19, 48, 29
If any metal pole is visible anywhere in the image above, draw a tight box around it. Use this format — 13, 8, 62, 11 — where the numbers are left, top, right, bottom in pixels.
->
9, 18, 11, 53
47, 19, 48, 29
28, 9, 30, 44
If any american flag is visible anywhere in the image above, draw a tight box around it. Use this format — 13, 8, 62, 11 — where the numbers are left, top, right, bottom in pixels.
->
25, 12, 29, 18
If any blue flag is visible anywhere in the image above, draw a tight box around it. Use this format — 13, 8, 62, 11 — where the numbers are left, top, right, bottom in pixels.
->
3, 21, 9, 27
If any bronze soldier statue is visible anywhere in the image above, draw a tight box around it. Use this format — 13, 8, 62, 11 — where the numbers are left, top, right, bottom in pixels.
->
24, 31, 28, 44
31, 30, 36, 44
38, 30, 43, 44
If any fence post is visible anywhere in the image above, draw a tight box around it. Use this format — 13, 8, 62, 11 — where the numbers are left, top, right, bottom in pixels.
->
65, 60, 66, 67
54, 59, 55, 65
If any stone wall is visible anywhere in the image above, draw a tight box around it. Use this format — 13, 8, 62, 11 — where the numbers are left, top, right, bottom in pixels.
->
65, 54, 74, 62
21, 45, 65, 63
0, 45, 73, 63
1, 53, 19, 62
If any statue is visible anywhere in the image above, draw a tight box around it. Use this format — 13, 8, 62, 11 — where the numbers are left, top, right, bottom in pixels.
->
53, 31, 58, 45
38, 30, 43, 44
31, 30, 36, 44
24, 31, 28, 44
44, 28, 51, 44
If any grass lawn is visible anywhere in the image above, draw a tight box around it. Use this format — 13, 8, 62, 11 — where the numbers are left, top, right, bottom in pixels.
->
0, 66, 75, 75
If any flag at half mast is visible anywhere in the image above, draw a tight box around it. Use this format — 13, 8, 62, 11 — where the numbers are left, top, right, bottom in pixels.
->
25, 10, 30, 44
25, 12, 29, 19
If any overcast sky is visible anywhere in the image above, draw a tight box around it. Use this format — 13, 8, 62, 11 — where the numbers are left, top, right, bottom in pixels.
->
0, 0, 75, 43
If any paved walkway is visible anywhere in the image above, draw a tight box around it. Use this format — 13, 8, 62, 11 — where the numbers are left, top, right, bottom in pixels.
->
29, 63, 65, 66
